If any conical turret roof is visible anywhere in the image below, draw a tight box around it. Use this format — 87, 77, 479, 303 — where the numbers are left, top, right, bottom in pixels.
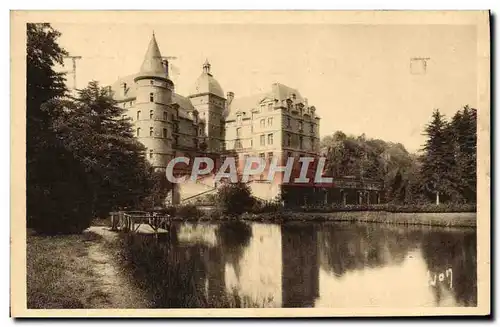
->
136, 33, 167, 80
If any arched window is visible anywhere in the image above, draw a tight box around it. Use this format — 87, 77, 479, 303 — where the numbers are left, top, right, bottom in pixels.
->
163, 128, 167, 138
136, 128, 141, 137
137, 110, 141, 120
149, 127, 154, 137
150, 110, 154, 119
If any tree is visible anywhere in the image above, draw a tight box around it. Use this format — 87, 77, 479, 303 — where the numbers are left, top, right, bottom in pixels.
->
216, 182, 255, 215
49, 81, 154, 216
26, 23, 92, 233
420, 109, 457, 204
450, 106, 477, 203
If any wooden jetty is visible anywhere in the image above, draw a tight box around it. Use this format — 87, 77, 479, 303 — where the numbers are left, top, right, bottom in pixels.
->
109, 211, 171, 234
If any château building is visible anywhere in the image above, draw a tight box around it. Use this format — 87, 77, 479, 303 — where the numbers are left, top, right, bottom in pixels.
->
111, 33, 323, 203
111, 33, 383, 205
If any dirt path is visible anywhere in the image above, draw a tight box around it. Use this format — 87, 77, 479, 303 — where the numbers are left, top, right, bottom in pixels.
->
86, 226, 151, 308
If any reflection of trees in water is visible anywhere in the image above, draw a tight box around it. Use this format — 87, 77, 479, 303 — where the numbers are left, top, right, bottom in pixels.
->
318, 224, 422, 277
281, 223, 320, 307
158, 221, 254, 307
421, 229, 477, 307
216, 221, 253, 280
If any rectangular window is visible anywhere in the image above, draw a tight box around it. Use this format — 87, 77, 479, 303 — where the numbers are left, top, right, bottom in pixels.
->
287, 117, 291, 128
260, 119, 265, 128
259, 152, 265, 159
164, 111, 168, 121
149, 92, 154, 102
137, 128, 141, 137
194, 138, 198, 148
237, 115, 242, 124
310, 123, 314, 134
268, 152, 274, 162
267, 117, 273, 127
150, 127, 154, 137
163, 128, 167, 138
149, 149, 153, 159
174, 135, 179, 146
267, 133, 273, 145
286, 133, 291, 146
236, 127, 242, 138
137, 111, 141, 120
260, 134, 265, 146
299, 121, 303, 131
150, 110, 154, 119
299, 136, 303, 149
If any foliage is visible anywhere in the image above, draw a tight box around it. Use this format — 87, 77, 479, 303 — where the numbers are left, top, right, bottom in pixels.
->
321, 130, 418, 205
173, 204, 203, 219
251, 198, 284, 214
321, 105, 477, 206
27, 24, 159, 234
216, 182, 255, 215
140, 171, 172, 210
420, 107, 477, 204
26, 23, 95, 233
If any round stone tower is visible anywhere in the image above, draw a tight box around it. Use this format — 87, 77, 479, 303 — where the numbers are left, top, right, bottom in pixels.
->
134, 33, 175, 169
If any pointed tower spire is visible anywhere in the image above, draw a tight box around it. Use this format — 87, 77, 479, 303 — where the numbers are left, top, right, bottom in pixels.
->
139, 33, 165, 76
203, 59, 211, 75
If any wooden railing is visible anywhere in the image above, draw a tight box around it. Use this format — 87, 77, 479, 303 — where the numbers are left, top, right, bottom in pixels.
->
109, 211, 171, 234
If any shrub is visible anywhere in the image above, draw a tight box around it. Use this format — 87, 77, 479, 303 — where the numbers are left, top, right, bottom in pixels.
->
174, 204, 202, 219
216, 182, 255, 215
251, 199, 283, 214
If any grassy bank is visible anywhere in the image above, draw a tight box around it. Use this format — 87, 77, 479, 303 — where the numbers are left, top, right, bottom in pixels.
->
27, 228, 149, 309
239, 211, 476, 227
27, 231, 106, 308
162, 203, 477, 227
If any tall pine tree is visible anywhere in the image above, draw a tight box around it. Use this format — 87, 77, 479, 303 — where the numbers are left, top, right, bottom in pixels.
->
420, 109, 457, 204
450, 106, 477, 203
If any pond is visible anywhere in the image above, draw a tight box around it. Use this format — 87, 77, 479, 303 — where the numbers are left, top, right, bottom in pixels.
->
132, 220, 477, 308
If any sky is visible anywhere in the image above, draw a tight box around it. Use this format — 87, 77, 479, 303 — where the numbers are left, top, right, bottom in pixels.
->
52, 22, 478, 153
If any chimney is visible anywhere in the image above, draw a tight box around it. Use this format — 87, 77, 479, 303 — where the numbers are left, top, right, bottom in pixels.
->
226, 91, 234, 105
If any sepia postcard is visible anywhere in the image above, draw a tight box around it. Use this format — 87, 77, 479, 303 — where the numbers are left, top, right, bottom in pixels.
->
10, 10, 491, 318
